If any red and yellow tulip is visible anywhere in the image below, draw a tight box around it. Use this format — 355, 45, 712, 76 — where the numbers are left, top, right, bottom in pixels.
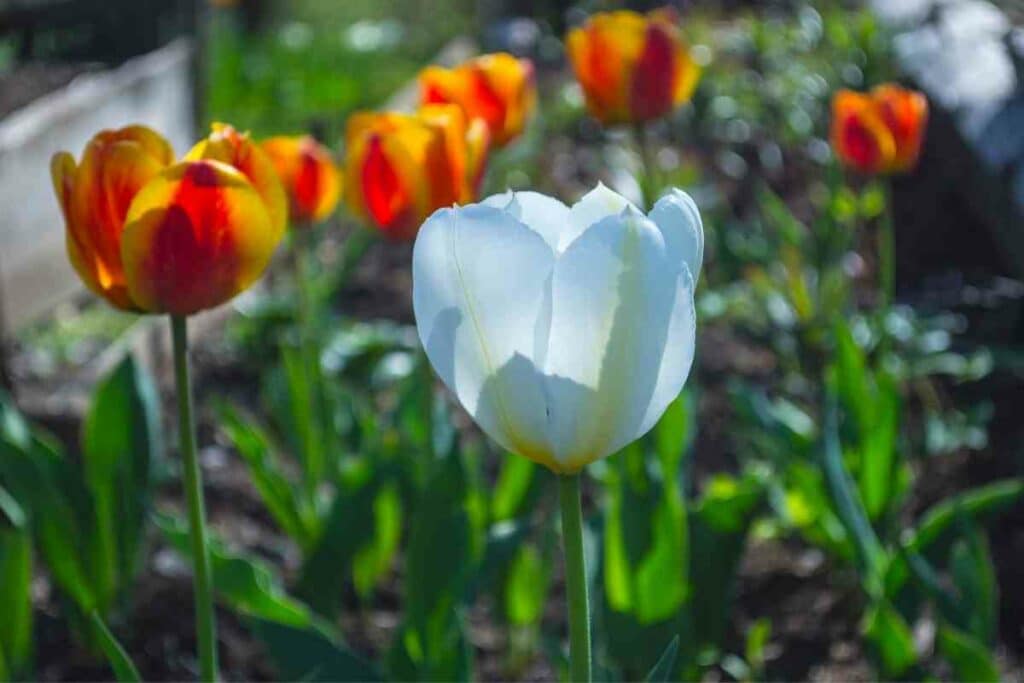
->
344, 104, 489, 241
419, 53, 536, 147
51, 123, 286, 315
831, 84, 928, 175
260, 135, 342, 225
566, 8, 701, 126
51, 126, 174, 310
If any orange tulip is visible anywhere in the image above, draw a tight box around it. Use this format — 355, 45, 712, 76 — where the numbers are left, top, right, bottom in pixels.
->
566, 8, 701, 126
344, 104, 489, 240
419, 53, 536, 147
261, 135, 342, 225
51, 123, 286, 315
51, 126, 174, 310
831, 84, 928, 175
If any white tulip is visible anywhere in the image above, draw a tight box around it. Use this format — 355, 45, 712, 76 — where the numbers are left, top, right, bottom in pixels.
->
412, 183, 703, 473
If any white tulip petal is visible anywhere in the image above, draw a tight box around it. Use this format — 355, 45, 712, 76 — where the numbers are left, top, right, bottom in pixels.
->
650, 189, 704, 283
635, 263, 697, 437
412, 205, 557, 465
481, 190, 571, 252
565, 182, 637, 251
542, 206, 693, 469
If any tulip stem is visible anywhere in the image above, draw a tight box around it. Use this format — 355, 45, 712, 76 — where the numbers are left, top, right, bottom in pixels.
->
558, 473, 591, 682
633, 123, 656, 210
878, 183, 895, 312
292, 227, 326, 491
171, 315, 219, 682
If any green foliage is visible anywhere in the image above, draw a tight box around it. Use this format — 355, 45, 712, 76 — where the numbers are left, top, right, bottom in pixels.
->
0, 354, 158, 676
388, 441, 476, 681
157, 513, 379, 681
247, 619, 380, 682
0, 486, 32, 680
594, 391, 768, 680
204, 0, 475, 137
643, 635, 679, 683
88, 612, 141, 683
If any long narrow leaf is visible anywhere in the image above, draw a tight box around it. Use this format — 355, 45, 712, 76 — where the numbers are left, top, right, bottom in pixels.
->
821, 396, 884, 588
89, 611, 141, 682
644, 635, 680, 682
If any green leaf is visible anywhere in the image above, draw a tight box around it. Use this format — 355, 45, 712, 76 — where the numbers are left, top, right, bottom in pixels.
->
281, 343, 326, 489
156, 513, 312, 627
654, 392, 693, 477
643, 635, 680, 682
353, 484, 403, 599
82, 354, 161, 611
862, 601, 916, 678
949, 521, 997, 645
603, 465, 633, 613
491, 454, 536, 522
297, 468, 378, 615
687, 470, 763, 657
0, 415, 96, 611
887, 479, 1023, 598
505, 543, 549, 626
858, 371, 900, 520
908, 479, 1023, 554
89, 611, 141, 682
833, 319, 872, 438
248, 618, 380, 682
936, 623, 999, 683
744, 618, 771, 679
633, 494, 687, 624
693, 473, 762, 534
0, 525, 32, 678
217, 403, 314, 549
0, 483, 25, 531
821, 396, 884, 588
391, 448, 473, 681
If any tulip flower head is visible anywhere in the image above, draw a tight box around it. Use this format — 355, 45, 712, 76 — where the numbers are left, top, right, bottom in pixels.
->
51, 123, 287, 315
419, 53, 537, 147
344, 104, 490, 241
831, 84, 928, 175
567, 8, 701, 126
52, 126, 174, 310
413, 183, 702, 474
261, 135, 342, 225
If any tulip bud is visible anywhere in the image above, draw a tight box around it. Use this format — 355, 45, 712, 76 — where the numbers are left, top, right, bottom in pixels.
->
51, 126, 174, 310
344, 104, 489, 241
419, 53, 536, 147
831, 84, 928, 175
260, 135, 342, 226
412, 183, 702, 473
567, 8, 701, 126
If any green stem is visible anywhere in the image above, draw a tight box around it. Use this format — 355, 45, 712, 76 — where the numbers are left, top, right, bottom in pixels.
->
292, 227, 326, 491
633, 123, 656, 210
878, 183, 895, 342
171, 315, 219, 682
879, 184, 895, 307
558, 474, 591, 682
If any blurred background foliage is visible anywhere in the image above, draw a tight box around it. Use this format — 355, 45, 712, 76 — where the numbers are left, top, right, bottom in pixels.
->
204, 0, 476, 137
